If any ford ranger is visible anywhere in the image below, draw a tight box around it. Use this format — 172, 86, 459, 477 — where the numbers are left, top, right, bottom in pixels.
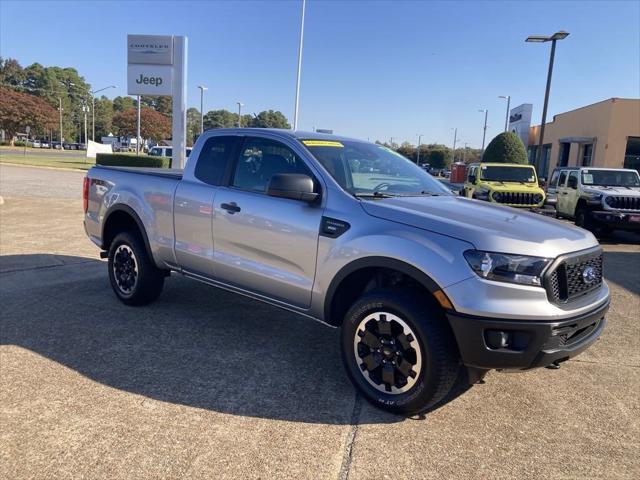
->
83, 129, 610, 415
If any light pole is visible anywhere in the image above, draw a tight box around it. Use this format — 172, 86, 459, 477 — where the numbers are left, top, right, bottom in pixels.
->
197, 85, 208, 134
499, 95, 511, 132
526, 30, 569, 171
58, 98, 63, 149
90, 85, 117, 141
451, 128, 458, 162
293, 0, 306, 130
416, 134, 423, 164
136, 95, 141, 155
463, 142, 468, 162
236, 102, 244, 127
479, 109, 488, 152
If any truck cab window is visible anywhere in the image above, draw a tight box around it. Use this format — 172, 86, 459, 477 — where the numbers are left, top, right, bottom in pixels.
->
194, 136, 239, 185
232, 137, 313, 193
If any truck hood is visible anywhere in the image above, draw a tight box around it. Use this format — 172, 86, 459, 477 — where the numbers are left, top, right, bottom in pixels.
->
361, 195, 597, 258
583, 186, 640, 196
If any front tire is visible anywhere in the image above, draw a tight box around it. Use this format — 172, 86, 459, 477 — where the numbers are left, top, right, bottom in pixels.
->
107, 231, 165, 306
341, 289, 460, 415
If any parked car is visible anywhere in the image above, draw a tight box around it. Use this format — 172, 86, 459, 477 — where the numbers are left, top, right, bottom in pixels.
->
83, 129, 609, 415
549, 166, 640, 234
463, 162, 546, 209
40, 140, 50, 148
30, 140, 41, 148
149, 146, 193, 164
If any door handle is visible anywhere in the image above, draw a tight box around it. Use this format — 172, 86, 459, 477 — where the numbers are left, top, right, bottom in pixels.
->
561, 192, 568, 195
221, 202, 241, 214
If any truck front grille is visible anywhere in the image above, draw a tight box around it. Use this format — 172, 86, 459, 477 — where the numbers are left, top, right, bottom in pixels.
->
544, 249, 603, 304
492, 192, 543, 206
605, 195, 640, 211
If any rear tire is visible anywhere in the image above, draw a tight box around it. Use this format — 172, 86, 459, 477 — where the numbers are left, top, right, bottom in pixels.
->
340, 289, 460, 415
107, 231, 165, 306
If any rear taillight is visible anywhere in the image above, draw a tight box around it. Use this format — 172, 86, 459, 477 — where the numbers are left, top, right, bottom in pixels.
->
83, 177, 90, 213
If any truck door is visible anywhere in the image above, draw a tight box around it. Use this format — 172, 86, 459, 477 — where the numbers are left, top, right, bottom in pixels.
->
465, 166, 477, 197
173, 136, 239, 276
555, 170, 570, 216
212, 135, 323, 308
564, 171, 581, 217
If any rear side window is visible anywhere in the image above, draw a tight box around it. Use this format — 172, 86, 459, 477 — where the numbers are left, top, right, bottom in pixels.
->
549, 170, 560, 187
194, 136, 238, 185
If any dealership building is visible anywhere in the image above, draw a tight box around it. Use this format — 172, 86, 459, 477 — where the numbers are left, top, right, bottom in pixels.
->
526, 98, 640, 179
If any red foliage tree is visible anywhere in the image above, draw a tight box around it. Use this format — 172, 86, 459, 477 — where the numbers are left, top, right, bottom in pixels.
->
0, 87, 58, 144
112, 108, 171, 142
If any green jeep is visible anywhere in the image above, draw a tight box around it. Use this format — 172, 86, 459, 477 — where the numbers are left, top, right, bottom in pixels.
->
463, 162, 545, 208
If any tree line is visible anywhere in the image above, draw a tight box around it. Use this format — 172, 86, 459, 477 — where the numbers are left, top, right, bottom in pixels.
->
0, 57, 290, 146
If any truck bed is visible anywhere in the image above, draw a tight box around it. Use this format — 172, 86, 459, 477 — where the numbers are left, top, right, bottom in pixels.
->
93, 165, 183, 180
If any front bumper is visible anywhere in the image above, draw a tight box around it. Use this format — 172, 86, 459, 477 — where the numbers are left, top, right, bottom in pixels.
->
591, 210, 640, 231
447, 300, 609, 370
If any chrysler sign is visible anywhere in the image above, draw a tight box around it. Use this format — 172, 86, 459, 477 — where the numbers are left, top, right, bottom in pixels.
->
127, 35, 173, 65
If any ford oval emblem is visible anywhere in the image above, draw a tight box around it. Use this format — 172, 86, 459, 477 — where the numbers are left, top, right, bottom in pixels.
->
582, 266, 597, 284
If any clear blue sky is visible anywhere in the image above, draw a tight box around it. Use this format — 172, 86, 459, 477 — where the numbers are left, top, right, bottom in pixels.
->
1, 0, 639, 147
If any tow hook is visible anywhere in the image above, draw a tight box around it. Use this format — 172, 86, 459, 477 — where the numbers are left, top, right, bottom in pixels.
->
546, 361, 561, 370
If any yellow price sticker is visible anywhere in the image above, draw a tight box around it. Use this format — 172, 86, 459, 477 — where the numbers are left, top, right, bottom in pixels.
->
302, 140, 344, 148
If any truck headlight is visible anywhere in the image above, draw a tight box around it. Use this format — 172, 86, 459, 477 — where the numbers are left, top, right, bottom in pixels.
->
463, 250, 551, 286
584, 191, 602, 203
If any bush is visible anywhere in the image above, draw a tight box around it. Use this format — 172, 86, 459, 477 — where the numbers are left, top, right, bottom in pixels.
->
96, 153, 170, 168
425, 149, 452, 169
482, 132, 528, 164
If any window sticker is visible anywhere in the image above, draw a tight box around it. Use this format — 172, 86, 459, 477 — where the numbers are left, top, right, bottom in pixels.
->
582, 174, 594, 184
302, 140, 344, 147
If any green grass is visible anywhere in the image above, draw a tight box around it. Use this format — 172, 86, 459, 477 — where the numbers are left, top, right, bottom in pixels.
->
0, 153, 96, 170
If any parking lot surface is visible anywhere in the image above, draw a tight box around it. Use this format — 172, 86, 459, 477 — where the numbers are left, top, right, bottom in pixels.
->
1, 164, 639, 479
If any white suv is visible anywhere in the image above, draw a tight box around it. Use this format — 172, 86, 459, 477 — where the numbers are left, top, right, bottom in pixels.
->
548, 167, 640, 234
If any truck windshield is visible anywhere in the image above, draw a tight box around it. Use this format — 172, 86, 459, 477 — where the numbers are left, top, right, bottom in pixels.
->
480, 166, 536, 183
302, 140, 451, 197
581, 169, 640, 187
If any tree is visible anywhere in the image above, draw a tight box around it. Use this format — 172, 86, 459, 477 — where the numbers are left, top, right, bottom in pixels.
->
396, 141, 416, 162
425, 149, 452, 169
141, 95, 172, 117
0, 87, 58, 144
186, 107, 200, 146
203, 109, 237, 129
94, 96, 114, 139
482, 131, 528, 164
112, 108, 171, 142
248, 110, 291, 129
113, 96, 137, 113
0, 57, 26, 87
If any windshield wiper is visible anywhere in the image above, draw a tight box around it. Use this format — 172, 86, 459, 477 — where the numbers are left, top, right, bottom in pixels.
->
353, 191, 397, 199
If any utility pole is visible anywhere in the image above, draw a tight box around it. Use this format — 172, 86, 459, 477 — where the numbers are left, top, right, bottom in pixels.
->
90, 85, 117, 142
463, 142, 468, 162
416, 134, 423, 164
293, 0, 306, 130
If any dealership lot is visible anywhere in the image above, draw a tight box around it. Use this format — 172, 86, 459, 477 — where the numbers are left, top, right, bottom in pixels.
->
1, 165, 639, 479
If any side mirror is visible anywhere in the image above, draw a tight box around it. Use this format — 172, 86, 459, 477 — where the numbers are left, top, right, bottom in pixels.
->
468, 174, 477, 184
567, 177, 578, 189
267, 173, 320, 203
539, 177, 547, 187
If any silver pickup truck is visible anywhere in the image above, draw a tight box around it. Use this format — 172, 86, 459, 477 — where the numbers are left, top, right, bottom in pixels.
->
84, 129, 610, 414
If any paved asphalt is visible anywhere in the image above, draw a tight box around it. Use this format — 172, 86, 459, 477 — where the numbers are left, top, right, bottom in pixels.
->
1, 164, 639, 479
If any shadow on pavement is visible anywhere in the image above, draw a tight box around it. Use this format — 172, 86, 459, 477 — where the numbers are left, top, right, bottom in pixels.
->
603, 251, 640, 295
1, 254, 472, 425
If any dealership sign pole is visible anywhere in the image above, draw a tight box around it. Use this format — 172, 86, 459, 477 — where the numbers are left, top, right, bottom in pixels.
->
127, 34, 188, 168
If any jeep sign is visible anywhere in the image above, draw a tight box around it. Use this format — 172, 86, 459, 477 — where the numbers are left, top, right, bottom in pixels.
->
127, 64, 172, 95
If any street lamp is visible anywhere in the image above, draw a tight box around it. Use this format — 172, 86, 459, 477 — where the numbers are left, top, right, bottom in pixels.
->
451, 128, 458, 162
498, 95, 511, 132
526, 30, 569, 171
236, 102, 244, 127
478, 109, 488, 152
197, 85, 208, 134
90, 85, 117, 141
416, 134, 423, 164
